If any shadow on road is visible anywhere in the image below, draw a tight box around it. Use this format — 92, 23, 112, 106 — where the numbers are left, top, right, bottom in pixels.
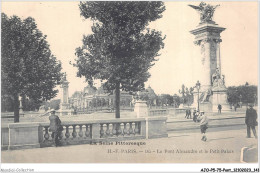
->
168, 134, 190, 138
207, 137, 234, 142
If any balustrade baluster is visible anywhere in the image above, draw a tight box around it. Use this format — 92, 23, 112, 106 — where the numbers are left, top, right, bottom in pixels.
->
79, 125, 83, 137
85, 124, 91, 138
126, 123, 130, 136
132, 122, 136, 135
105, 123, 111, 137
100, 124, 105, 138
123, 123, 128, 136
134, 122, 140, 134
112, 123, 117, 137
128, 122, 133, 135
65, 126, 70, 139
44, 127, 49, 141
117, 123, 123, 136
72, 125, 77, 138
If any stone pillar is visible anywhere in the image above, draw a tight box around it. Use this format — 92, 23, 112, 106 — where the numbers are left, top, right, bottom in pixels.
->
191, 24, 225, 88
60, 79, 69, 110
18, 95, 24, 114
134, 101, 148, 118
58, 74, 73, 115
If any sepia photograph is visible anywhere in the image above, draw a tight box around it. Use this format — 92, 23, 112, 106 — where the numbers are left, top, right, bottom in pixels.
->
1, 0, 259, 172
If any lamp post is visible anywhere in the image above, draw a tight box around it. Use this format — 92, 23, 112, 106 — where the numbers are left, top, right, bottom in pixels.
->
195, 81, 201, 112
239, 94, 242, 108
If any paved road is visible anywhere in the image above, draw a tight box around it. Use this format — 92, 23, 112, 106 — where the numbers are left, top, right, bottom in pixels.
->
2, 125, 257, 163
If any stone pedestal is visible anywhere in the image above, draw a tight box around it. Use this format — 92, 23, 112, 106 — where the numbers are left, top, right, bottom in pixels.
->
212, 89, 230, 112
57, 103, 73, 116
134, 101, 148, 118
8, 123, 41, 150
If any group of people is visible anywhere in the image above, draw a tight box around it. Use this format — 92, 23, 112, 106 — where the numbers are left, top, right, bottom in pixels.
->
185, 103, 258, 142
185, 109, 203, 123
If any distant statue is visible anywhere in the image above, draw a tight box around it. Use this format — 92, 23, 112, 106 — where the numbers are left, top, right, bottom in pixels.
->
188, 2, 219, 23
222, 75, 225, 85
212, 68, 225, 88
62, 72, 67, 81
212, 68, 221, 83
200, 89, 212, 103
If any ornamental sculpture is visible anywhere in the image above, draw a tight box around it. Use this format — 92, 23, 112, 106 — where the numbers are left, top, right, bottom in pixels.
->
212, 68, 225, 89
188, 2, 219, 23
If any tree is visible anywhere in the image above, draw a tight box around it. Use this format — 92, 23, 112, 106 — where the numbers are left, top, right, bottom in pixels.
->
172, 94, 181, 108
227, 85, 257, 105
160, 94, 174, 106
1, 13, 63, 122
179, 84, 194, 105
75, 2, 165, 118
22, 97, 41, 111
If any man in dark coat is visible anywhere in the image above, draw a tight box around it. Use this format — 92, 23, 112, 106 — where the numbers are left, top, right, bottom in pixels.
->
185, 109, 189, 119
193, 110, 197, 122
245, 104, 258, 138
217, 104, 222, 114
49, 109, 63, 146
188, 109, 192, 119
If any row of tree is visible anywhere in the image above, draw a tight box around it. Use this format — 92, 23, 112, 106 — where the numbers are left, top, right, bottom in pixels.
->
227, 83, 257, 105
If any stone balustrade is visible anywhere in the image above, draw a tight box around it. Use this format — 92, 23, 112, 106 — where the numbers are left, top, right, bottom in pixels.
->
149, 109, 168, 116
39, 119, 145, 147
1, 117, 168, 150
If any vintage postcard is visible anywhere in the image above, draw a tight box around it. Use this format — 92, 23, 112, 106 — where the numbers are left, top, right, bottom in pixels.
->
1, 1, 259, 172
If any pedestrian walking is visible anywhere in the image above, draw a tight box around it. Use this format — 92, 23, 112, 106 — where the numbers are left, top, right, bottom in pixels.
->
193, 110, 197, 122
49, 109, 63, 146
245, 104, 258, 139
234, 103, 237, 112
217, 104, 222, 114
197, 112, 209, 141
188, 109, 192, 119
185, 109, 189, 119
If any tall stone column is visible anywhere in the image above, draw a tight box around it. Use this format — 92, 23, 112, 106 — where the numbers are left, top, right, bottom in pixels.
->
191, 25, 225, 90
58, 73, 73, 115
60, 79, 69, 109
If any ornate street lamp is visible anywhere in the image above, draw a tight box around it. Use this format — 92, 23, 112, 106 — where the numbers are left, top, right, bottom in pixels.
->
239, 94, 242, 108
195, 80, 201, 112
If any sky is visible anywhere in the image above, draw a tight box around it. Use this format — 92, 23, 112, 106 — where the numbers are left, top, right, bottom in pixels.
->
1, 1, 258, 99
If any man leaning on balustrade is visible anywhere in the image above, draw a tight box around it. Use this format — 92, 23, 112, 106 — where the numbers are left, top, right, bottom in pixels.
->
49, 109, 63, 147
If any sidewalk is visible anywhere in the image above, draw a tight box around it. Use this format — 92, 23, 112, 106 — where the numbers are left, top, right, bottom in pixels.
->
1, 128, 257, 163
167, 111, 246, 132
168, 111, 246, 122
